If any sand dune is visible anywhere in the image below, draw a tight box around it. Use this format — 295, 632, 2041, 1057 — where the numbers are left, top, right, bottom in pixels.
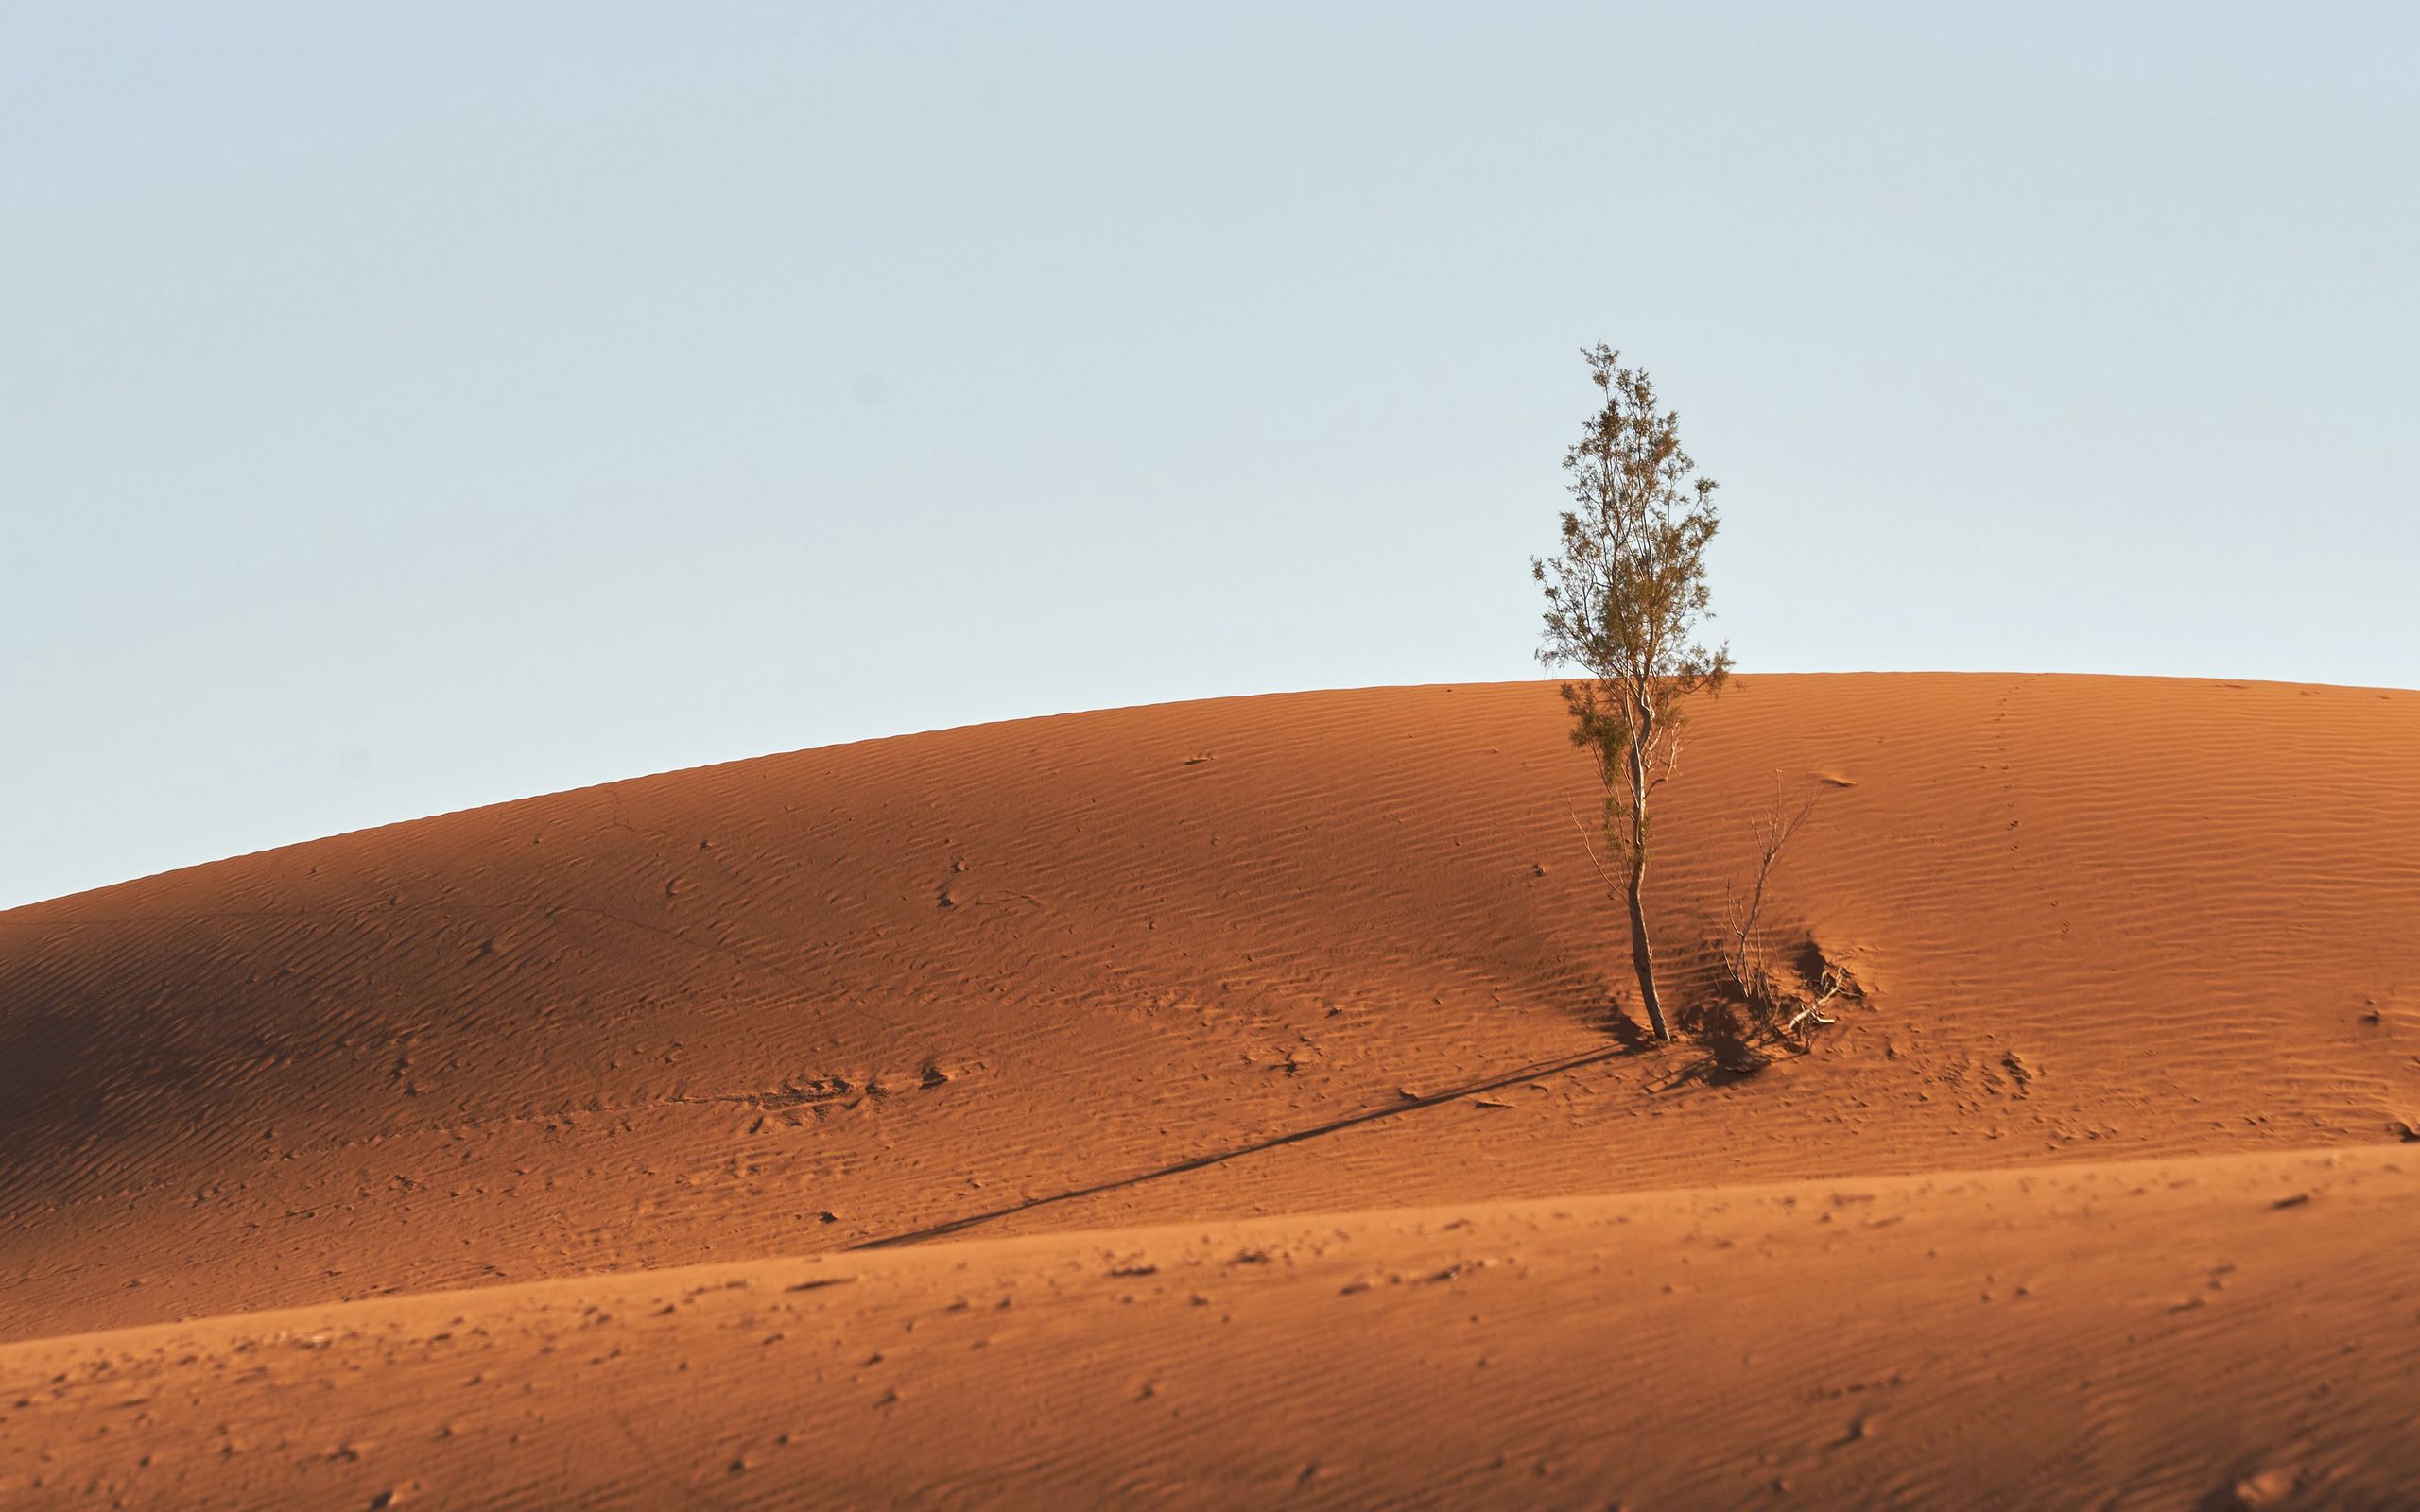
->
4, 674, 2417, 1505
7, 1147, 2414, 1509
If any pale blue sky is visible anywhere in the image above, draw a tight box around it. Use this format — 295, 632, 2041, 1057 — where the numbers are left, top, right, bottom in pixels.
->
5, 3, 2414, 908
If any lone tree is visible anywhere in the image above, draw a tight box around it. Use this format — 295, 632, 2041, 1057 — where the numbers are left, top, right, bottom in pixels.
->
1534, 345, 1732, 1042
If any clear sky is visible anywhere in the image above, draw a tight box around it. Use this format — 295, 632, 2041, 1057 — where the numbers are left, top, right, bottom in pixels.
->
5, 3, 2414, 909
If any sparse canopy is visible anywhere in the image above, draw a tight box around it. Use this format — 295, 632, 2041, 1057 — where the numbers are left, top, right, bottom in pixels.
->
1534, 344, 1731, 1040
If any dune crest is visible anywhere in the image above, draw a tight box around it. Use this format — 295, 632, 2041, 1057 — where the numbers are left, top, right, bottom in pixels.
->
5, 674, 2417, 1340
4, 673, 2417, 1505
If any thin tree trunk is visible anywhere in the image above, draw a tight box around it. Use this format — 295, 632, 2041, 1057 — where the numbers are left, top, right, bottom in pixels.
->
1624, 707, 1668, 1040
1627, 850, 1667, 1040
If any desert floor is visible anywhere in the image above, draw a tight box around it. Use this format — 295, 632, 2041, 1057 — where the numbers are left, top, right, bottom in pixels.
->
4, 674, 2416, 1508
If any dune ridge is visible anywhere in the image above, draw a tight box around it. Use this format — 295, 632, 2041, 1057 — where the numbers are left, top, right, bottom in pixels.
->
4, 673, 2417, 1506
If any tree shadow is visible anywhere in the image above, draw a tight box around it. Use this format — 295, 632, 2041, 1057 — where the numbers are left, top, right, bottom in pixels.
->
1643, 1005, 1780, 1092
1654, 1050, 1771, 1093
851, 1028, 1666, 1251
1602, 1003, 1654, 1052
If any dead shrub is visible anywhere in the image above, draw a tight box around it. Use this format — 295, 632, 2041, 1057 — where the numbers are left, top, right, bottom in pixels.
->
1713, 777, 1863, 1053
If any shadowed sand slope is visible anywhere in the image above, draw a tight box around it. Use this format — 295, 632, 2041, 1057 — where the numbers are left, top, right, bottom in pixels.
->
5, 1147, 2414, 1510
4, 675, 2418, 1346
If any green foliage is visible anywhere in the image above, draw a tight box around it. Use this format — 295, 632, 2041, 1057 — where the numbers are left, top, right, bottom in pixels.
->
1533, 344, 1731, 864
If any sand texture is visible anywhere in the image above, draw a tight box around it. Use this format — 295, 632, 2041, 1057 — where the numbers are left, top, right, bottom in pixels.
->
5, 674, 2417, 1507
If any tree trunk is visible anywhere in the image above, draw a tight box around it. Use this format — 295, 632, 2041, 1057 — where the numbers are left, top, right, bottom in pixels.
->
1625, 696, 1668, 1040
1626, 849, 1668, 1040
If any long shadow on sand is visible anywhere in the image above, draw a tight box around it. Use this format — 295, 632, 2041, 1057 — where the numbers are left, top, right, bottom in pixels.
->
849, 1031, 1659, 1252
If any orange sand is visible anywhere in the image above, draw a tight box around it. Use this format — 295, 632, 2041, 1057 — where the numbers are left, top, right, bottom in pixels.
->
4, 674, 2416, 1507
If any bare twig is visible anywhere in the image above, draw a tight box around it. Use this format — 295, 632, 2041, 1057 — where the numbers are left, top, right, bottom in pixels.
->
1716, 774, 1849, 1052
1565, 807, 1621, 900
1722, 776, 1822, 991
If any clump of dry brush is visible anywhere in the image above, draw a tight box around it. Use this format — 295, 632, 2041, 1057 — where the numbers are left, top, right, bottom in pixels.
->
1700, 778, 1865, 1071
